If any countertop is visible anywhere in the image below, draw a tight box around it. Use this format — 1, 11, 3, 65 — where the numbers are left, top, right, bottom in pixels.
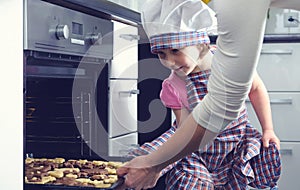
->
262, 34, 300, 43
210, 34, 300, 44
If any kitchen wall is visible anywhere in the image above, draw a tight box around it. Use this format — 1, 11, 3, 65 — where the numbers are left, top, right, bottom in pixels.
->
207, 1, 300, 35
137, 26, 172, 145
265, 8, 300, 34
0, 0, 23, 189
106, 0, 144, 12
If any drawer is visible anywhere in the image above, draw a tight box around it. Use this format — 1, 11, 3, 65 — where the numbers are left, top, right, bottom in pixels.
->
108, 132, 138, 157
257, 43, 300, 91
109, 79, 138, 137
277, 142, 300, 189
246, 92, 300, 141
110, 21, 138, 79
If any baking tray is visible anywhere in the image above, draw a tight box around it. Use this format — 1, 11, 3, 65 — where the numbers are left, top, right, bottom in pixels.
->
24, 184, 109, 190
24, 177, 124, 190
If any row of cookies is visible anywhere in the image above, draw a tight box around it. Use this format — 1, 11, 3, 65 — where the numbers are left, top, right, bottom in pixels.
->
25, 157, 124, 188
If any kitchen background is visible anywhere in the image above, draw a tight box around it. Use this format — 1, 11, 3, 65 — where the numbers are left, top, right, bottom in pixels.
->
1, 0, 300, 189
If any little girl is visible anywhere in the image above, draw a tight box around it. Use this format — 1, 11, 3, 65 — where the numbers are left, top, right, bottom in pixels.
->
131, 37, 281, 189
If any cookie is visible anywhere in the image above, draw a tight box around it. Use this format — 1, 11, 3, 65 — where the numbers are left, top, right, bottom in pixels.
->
48, 170, 64, 178
65, 173, 78, 179
26, 176, 56, 184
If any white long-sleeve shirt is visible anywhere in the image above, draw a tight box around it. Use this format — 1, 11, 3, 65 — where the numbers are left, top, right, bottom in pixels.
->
192, 0, 300, 133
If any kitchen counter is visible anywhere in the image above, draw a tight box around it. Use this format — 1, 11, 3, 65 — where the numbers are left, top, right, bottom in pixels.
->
263, 34, 300, 43
210, 34, 300, 44
42, 0, 141, 24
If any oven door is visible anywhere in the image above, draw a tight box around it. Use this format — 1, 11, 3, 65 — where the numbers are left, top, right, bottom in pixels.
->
24, 52, 109, 158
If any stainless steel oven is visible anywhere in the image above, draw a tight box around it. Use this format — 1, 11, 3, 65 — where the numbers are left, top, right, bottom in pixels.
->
24, 0, 113, 159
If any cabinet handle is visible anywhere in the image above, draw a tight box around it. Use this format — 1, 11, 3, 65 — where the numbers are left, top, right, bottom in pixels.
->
129, 89, 140, 95
280, 149, 293, 155
246, 98, 292, 105
270, 98, 293, 105
119, 89, 140, 96
261, 49, 293, 55
119, 34, 140, 41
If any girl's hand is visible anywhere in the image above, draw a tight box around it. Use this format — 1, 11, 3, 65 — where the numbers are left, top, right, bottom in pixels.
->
116, 155, 161, 190
262, 129, 280, 150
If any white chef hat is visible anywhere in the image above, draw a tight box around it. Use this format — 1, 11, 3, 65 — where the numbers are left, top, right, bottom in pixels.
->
141, 0, 217, 53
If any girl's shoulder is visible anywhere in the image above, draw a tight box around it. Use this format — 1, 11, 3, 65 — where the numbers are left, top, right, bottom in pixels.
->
160, 72, 188, 109
163, 72, 185, 90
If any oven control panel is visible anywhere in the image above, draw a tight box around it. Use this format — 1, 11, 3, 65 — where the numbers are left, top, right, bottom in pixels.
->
24, 0, 113, 59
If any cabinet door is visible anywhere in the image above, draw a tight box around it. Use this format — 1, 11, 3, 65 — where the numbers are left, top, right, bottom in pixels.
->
111, 21, 138, 79
277, 142, 300, 189
257, 43, 300, 91
109, 79, 138, 137
246, 92, 300, 141
108, 132, 138, 157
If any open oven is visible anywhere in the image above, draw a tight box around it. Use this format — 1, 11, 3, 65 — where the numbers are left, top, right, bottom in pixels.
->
24, 52, 110, 158
24, 0, 113, 160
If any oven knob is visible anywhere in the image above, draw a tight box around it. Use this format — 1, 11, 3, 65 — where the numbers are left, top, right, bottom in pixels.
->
56, 25, 69, 40
85, 33, 102, 45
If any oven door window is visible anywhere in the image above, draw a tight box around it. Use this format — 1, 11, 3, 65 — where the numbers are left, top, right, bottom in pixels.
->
26, 77, 92, 156
25, 60, 108, 158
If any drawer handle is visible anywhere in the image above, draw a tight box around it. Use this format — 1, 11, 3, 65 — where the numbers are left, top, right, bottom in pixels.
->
280, 149, 293, 155
119, 89, 140, 96
129, 89, 140, 95
261, 49, 293, 55
270, 98, 292, 105
119, 34, 140, 41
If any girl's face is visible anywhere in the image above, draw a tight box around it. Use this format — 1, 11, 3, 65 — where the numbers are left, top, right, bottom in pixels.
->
157, 46, 201, 77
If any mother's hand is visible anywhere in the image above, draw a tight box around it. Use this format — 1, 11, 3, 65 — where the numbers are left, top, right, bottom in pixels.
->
116, 155, 161, 190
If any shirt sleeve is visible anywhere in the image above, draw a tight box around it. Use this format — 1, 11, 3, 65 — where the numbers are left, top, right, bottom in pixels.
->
160, 79, 183, 109
193, 0, 300, 133
192, 0, 268, 133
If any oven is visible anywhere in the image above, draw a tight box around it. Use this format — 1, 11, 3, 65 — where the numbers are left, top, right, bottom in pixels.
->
24, 0, 113, 159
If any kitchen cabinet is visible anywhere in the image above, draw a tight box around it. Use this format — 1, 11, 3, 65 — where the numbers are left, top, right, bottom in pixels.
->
109, 79, 138, 137
255, 43, 300, 91
246, 43, 300, 189
108, 132, 138, 156
246, 92, 300, 141
277, 142, 300, 189
110, 20, 138, 79
108, 20, 139, 156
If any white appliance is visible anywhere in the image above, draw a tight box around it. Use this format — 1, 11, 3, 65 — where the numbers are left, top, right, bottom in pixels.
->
108, 20, 140, 156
